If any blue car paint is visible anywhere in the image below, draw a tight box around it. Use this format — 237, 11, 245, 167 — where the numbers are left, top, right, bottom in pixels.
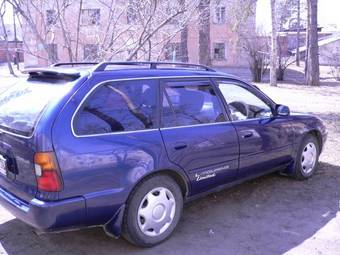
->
0, 68, 327, 237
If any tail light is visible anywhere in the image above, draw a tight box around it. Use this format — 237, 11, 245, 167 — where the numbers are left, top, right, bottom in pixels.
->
34, 152, 62, 192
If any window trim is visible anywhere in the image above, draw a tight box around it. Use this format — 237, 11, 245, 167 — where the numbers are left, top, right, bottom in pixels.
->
159, 78, 230, 129
212, 78, 277, 122
70, 76, 255, 138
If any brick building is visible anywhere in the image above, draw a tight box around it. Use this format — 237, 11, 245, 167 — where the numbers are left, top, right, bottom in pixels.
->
22, 0, 256, 67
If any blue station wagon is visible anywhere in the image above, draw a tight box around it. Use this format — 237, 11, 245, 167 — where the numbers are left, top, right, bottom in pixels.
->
0, 62, 327, 246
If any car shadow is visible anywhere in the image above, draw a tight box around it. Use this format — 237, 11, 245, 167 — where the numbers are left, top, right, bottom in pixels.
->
0, 161, 339, 255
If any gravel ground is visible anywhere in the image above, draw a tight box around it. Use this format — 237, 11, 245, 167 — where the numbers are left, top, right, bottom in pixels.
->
0, 66, 340, 255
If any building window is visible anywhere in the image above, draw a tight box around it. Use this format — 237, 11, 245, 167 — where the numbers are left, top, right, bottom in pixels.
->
81, 9, 100, 25
47, 44, 58, 62
84, 44, 99, 61
127, 0, 138, 24
46, 10, 57, 26
213, 43, 225, 60
164, 43, 181, 61
215, 6, 226, 24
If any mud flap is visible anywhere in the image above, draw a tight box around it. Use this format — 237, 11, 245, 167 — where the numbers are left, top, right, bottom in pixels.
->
103, 204, 126, 238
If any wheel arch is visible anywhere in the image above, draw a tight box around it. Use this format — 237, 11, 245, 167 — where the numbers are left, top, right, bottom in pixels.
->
103, 168, 189, 238
131, 169, 190, 199
306, 129, 323, 151
284, 129, 322, 176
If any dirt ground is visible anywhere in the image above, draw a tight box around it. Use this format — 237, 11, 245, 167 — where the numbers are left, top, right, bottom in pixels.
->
0, 66, 340, 255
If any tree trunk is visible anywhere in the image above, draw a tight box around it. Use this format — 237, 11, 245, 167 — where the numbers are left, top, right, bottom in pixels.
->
306, 0, 319, 86
270, 0, 278, 86
198, 0, 211, 66
296, 0, 300, 66
75, 0, 83, 62
179, 0, 189, 63
56, 1, 73, 63
0, 3, 15, 76
305, 2, 310, 76
180, 26, 189, 62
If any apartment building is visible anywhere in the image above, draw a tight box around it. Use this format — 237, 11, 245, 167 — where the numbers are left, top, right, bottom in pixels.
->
22, 0, 256, 67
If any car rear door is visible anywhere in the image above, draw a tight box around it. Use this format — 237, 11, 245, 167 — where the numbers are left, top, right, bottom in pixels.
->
214, 78, 294, 179
0, 78, 76, 202
159, 78, 239, 195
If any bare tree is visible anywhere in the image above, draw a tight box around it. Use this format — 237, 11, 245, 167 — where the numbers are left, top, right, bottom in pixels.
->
277, 39, 295, 80
305, 0, 319, 86
276, 0, 304, 80
270, 0, 278, 86
325, 48, 340, 81
304, 0, 310, 76
241, 29, 270, 82
0, 1, 16, 76
198, 0, 211, 66
296, 0, 301, 66
179, 0, 189, 62
9, 0, 200, 65
75, 0, 83, 61
227, 0, 259, 80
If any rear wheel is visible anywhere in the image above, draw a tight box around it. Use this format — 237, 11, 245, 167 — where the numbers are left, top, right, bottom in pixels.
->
122, 175, 183, 247
292, 135, 320, 180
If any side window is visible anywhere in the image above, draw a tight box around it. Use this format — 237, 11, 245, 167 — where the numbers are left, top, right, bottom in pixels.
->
217, 81, 272, 121
74, 80, 158, 135
162, 82, 225, 128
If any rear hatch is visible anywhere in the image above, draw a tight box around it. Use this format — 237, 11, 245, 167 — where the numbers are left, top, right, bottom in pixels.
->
0, 70, 83, 202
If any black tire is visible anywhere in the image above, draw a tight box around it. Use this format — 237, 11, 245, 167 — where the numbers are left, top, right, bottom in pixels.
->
292, 134, 320, 180
122, 174, 183, 247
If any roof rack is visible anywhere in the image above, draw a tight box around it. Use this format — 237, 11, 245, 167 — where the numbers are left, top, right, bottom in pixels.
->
92, 61, 215, 72
50, 61, 216, 72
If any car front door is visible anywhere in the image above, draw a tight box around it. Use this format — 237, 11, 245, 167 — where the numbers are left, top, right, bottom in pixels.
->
214, 79, 295, 179
159, 79, 239, 195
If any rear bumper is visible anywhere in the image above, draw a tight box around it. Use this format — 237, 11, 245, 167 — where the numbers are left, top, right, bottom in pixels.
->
0, 187, 86, 231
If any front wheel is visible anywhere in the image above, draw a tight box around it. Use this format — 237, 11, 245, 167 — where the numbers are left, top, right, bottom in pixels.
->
292, 135, 320, 180
122, 175, 183, 247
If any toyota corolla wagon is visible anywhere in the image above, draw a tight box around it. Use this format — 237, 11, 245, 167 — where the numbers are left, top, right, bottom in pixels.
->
0, 62, 327, 246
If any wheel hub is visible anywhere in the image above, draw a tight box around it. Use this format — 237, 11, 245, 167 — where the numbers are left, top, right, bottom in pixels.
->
301, 142, 317, 175
137, 187, 176, 237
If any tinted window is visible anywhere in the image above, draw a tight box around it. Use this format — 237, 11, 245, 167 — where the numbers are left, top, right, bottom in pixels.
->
74, 80, 158, 135
162, 82, 225, 127
218, 82, 272, 121
0, 80, 72, 137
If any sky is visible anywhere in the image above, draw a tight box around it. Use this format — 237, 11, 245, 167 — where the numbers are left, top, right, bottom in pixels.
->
257, 0, 340, 32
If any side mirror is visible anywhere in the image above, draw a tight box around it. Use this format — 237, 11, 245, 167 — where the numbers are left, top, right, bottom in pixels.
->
276, 105, 290, 116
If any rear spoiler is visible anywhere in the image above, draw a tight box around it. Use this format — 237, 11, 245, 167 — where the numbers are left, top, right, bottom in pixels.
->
22, 68, 84, 80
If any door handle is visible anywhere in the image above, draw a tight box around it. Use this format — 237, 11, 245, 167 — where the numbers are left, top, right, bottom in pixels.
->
241, 131, 253, 139
174, 143, 187, 150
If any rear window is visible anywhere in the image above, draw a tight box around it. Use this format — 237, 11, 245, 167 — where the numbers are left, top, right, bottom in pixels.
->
0, 80, 71, 137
